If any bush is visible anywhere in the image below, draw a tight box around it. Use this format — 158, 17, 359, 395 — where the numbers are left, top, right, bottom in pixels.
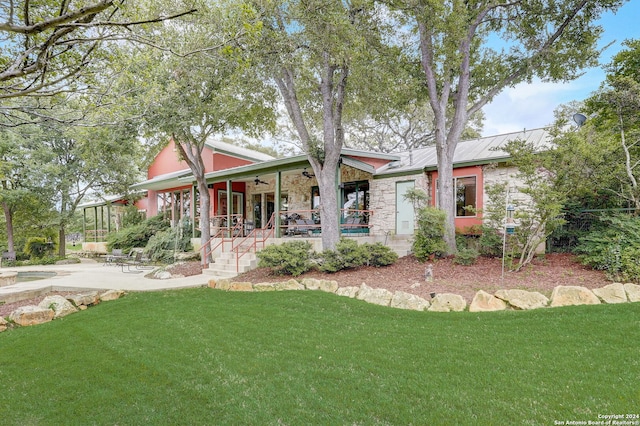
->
412, 207, 447, 261
478, 225, 503, 257
576, 214, 640, 282
257, 241, 313, 276
318, 239, 398, 272
145, 219, 193, 263
24, 237, 55, 258
453, 247, 479, 265
361, 242, 398, 267
107, 215, 170, 253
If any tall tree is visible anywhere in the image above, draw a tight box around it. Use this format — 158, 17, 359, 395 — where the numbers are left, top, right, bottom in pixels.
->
28, 115, 143, 256
252, 0, 395, 250
393, 0, 625, 253
582, 39, 640, 209
119, 0, 276, 262
0, 0, 196, 101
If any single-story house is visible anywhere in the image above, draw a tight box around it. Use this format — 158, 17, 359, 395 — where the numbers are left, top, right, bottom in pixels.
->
81, 128, 550, 260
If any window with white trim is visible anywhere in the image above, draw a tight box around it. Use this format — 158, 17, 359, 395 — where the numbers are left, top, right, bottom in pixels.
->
455, 176, 476, 217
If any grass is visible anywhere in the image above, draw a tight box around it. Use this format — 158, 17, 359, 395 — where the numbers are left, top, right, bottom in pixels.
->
1, 288, 638, 425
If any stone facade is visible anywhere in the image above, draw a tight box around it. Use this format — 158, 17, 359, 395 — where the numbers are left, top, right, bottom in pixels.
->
369, 172, 427, 236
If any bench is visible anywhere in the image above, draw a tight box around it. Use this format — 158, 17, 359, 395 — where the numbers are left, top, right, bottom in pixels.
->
117, 251, 153, 273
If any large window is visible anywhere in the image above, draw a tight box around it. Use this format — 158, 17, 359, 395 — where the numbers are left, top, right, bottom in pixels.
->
455, 176, 476, 217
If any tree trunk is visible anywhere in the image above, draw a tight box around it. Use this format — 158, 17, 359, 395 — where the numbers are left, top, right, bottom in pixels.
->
196, 178, 212, 264
435, 138, 457, 254
174, 137, 211, 264
58, 224, 66, 257
314, 163, 340, 251
2, 201, 15, 253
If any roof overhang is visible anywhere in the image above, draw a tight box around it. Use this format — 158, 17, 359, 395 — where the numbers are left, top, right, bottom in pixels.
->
130, 169, 192, 191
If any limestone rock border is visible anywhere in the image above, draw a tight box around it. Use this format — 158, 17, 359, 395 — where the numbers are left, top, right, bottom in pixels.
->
209, 278, 640, 313
1, 290, 126, 332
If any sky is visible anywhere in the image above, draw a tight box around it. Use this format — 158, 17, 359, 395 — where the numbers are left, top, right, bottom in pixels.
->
481, 1, 640, 136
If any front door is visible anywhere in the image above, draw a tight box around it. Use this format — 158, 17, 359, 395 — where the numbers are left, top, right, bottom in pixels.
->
252, 193, 276, 229
396, 181, 415, 235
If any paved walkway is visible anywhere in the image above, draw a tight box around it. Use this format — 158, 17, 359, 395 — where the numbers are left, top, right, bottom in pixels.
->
0, 258, 212, 303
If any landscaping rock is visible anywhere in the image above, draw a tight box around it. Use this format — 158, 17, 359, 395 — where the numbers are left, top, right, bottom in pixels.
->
469, 290, 507, 312
494, 289, 549, 310
228, 282, 253, 292
100, 290, 125, 301
550, 286, 601, 307
302, 278, 339, 293
0, 317, 7, 332
253, 282, 276, 291
9, 305, 55, 326
390, 291, 430, 311
335, 286, 359, 298
624, 283, 640, 302
356, 283, 393, 307
592, 283, 627, 304
274, 279, 305, 291
428, 293, 466, 312
67, 291, 100, 307
213, 279, 231, 290
38, 295, 77, 318
154, 270, 173, 280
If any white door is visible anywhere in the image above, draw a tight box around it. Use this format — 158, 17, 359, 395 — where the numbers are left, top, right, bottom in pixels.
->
396, 181, 415, 235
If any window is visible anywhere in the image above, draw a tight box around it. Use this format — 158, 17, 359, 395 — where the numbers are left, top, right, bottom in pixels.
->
341, 181, 369, 223
455, 176, 476, 217
217, 190, 244, 216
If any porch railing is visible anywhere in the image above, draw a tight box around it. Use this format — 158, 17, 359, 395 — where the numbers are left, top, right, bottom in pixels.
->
85, 229, 108, 242
200, 215, 245, 267
200, 213, 276, 269
231, 213, 276, 272
279, 209, 373, 236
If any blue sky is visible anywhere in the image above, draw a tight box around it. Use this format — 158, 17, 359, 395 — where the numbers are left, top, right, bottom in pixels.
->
481, 1, 639, 136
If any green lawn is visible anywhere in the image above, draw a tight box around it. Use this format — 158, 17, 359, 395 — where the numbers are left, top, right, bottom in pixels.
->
1, 289, 638, 425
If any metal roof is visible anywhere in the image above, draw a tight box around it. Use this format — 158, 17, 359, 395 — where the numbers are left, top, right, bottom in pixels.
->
204, 139, 275, 162
130, 169, 192, 191
374, 128, 551, 176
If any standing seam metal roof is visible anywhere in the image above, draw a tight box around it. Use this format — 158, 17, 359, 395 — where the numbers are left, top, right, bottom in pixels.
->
374, 128, 551, 175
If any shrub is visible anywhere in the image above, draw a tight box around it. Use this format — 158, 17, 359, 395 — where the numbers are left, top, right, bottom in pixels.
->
318, 239, 365, 273
318, 239, 398, 272
24, 237, 55, 258
361, 242, 398, 267
412, 206, 447, 261
453, 247, 479, 265
145, 219, 193, 263
107, 215, 170, 253
257, 241, 313, 276
478, 225, 503, 257
576, 214, 640, 282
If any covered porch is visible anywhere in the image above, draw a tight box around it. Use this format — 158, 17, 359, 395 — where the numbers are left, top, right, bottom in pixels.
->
195, 154, 378, 240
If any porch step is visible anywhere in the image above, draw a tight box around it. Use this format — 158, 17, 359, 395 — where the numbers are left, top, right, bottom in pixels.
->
383, 236, 413, 257
203, 251, 258, 278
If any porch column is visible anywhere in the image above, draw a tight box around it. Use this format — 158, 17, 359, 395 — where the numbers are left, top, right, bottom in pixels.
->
191, 184, 196, 238
106, 204, 112, 234
275, 171, 282, 237
226, 179, 232, 234
82, 208, 87, 243
93, 207, 98, 242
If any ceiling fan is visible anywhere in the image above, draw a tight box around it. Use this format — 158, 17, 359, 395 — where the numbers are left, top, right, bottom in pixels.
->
254, 176, 268, 185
